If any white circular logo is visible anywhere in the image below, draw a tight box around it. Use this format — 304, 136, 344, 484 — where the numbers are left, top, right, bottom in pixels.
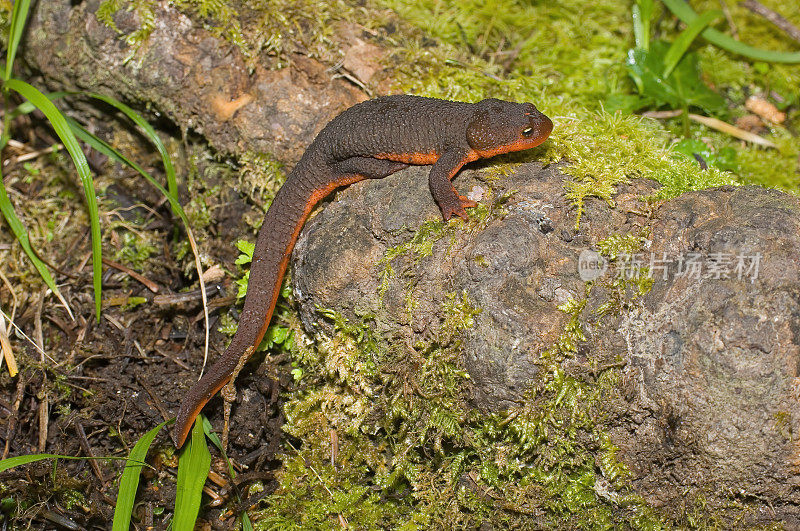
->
578, 250, 607, 281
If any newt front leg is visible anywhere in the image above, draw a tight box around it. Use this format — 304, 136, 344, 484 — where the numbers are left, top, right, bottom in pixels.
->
427, 150, 478, 221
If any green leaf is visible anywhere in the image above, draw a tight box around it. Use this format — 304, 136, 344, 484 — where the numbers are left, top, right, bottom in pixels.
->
626, 41, 726, 115
5, 79, 103, 320
5, 0, 31, 81
632, 0, 654, 50
85, 92, 179, 208
112, 419, 172, 531
174, 416, 211, 530
662, 0, 800, 63
603, 92, 655, 114
672, 139, 738, 172
669, 50, 726, 115
662, 9, 723, 78
235, 239, 255, 264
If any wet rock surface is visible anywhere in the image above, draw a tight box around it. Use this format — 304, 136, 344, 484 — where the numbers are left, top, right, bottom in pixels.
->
292, 161, 800, 522
608, 186, 800, 521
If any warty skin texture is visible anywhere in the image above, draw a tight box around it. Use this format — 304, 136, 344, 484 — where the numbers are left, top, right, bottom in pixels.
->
173, 95, 553, 447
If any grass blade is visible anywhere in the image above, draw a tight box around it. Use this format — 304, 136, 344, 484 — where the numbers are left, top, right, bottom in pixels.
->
85, 92, 178, 204
112, 419, 171, 531
201, 417, 252, 524
9, 91, 71, 120
66, 110, 210, 366
66, 117, 176, 214
663, 10, 723, 78
10, 87, 210, 376
5, 79, 103, 320
0, 453, 148, 472
174, 416, 211, 530
0, 453, 64, 472
0, 162, 74, 319
633, 0, 654, 50
662, 0, 800, 63
5, 0, 31, 82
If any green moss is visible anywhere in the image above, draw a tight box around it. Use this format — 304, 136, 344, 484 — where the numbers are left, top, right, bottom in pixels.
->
238, 150, 286, 206
252, 215, 666, 527
385, 0, 798, 203
58, 487, 89, 511
596, 233, 647, 261
97, 0, 157, 63
735, 132, 800, 192
98, 0, 371, 70
592, 231, 655, 318
382, 0, 632, 106
111, 230, 158, 268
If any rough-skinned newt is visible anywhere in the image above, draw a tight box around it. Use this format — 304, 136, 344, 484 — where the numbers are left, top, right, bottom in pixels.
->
173, 95, 553, 447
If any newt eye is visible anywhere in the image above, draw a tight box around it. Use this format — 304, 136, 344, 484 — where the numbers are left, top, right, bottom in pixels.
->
522, 127, 534, 137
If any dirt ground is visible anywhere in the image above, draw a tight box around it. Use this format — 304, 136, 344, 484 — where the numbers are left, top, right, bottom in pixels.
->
0, 111, 288, 529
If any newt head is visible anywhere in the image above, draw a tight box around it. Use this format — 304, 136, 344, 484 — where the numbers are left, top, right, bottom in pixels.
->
466, 98, 553, 159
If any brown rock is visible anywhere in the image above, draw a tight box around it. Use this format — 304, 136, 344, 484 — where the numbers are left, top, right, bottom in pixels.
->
609, 186, 800, 521
293, 161, 800, 523
24, 0, 364, 163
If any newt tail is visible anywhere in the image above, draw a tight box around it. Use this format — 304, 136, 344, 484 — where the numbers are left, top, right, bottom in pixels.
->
173, 95, 553, 448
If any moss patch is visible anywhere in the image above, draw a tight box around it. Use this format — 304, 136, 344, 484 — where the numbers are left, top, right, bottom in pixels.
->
252, 282, 664, 528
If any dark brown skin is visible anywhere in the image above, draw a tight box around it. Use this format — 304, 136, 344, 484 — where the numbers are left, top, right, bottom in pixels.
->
173, 95, 553, 447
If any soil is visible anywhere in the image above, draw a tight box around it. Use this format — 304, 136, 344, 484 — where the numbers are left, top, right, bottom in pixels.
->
0, 115, 287, 529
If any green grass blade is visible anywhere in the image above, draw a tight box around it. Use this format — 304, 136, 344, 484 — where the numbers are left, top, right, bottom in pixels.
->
9, 91, 71, 120
66, 112, 210, 366
663, 10, 723, 78
174, 416, 211, 530
662, 0, 800, 63
201, 416, 226, 456
200, 418, 253, 525
85, 92, 178, 205
5, 79, 104, 321
0, 453, 64, 472
81, 92, 209, 366
0, 123, 74, 318
112, 419, 171, 531
66, 117, 178, 212
5, 0, 31, 82
633, 0, 654, 50
0, 453, 148, 472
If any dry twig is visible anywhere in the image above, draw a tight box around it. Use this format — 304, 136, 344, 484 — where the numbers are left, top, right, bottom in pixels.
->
740, 0, 800, 43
